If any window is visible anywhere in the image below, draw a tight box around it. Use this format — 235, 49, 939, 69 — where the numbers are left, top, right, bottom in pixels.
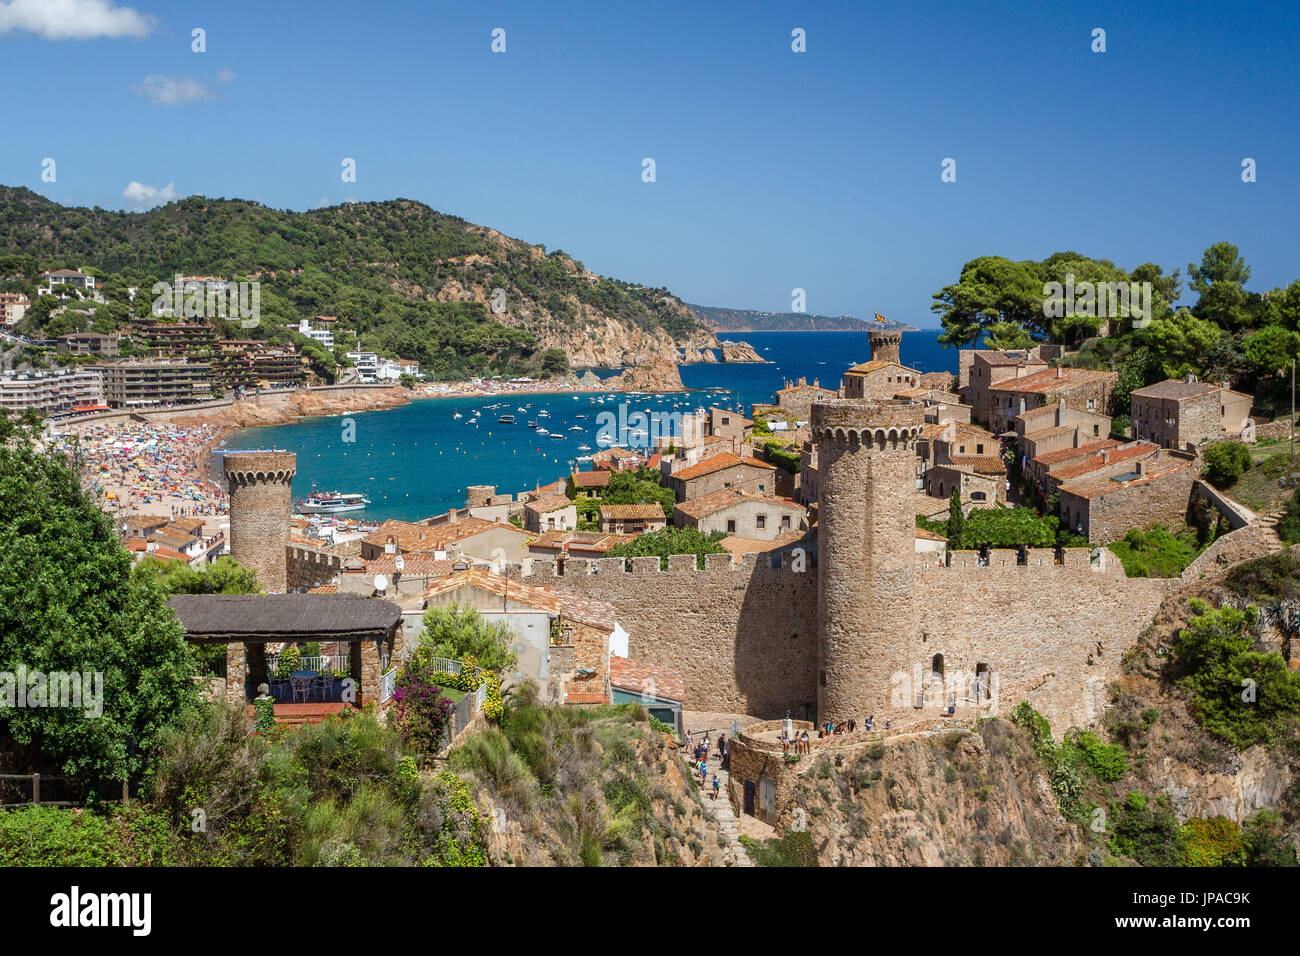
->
1087, 399, 1096, 409
726, 519, 736, 533
722, 416, 730, 425
1093, 424, 1099, 436
976, 443, 984, 454
756, 514, 767, 530
758, 483, 765, 492
781, 514, 791, 529
971, 491, 986, 501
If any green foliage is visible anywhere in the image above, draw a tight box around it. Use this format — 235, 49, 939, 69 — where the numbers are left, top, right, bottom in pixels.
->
1244, 324, 1300, 377
252, 696, 276, 733
1107, 524, 1203, 578
945, 488, 966, 543
1108, 791, 1186, 866
274, 645, 301, 680
948, 504, 1057, 550
1274, 485, 1300, 545
601, 467, 676, 518
1166, 600, 1300, 749
0, 805, 174, 866
606, 526, 729, 569
1064, 729, 1128, 782
738, 831, 819, 867
982, 321, 1035, 350
760, 439, 801, 473
419, 603, 518, 675
130, 554, 261, 594
0, 412, 200, 781
1202, 442, 1252, 487
1181, 816, 1246, 867
1138, 311, 1223, 378
1242, 809, 1299, 866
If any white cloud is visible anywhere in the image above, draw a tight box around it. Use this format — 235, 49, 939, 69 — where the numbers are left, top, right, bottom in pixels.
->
122, 181, 178, 211
216, 67, 235, 85
0, 0, 155, 40
134, 74, 215, 105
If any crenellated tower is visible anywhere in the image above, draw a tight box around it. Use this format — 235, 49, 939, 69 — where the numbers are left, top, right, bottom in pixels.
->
811, 399, 923, 722
867, 328, 903, 366
223, 450, 296, 593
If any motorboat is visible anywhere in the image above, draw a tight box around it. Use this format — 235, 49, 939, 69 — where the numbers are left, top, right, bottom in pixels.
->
297, 492, 371, 514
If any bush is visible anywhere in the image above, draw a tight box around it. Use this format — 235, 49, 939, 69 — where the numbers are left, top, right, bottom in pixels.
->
1181, 816, 1246, 867
1066, 729, 1128, 781
419, 603, 518, 675
1108, 791, 1186, 866
1202, 441, 1252, 487
1107, 524, 1202, 578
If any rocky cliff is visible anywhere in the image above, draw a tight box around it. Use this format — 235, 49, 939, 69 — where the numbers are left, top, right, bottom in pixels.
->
720, 340, 767, 363
603, 358, 686, 392
173, 386, 409, 429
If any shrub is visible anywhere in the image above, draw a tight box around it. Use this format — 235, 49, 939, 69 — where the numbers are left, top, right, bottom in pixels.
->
419, 603, 518, 675
1108, 791, 1186, 866
275, 645, 301, 679
1181, 816, 1246, 867
1202, 441, 1252, 487
1068, 729, 1128, 781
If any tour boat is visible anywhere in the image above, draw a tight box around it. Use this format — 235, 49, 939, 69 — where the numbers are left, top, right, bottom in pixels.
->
538, 410, 550, 418
297, 492, 371, 514
498, 414, 516, 424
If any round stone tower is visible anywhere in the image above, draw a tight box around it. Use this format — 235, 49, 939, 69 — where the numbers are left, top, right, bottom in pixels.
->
811, 399, 923, 722
867, 328, 903, 366
223, 450, 296, 593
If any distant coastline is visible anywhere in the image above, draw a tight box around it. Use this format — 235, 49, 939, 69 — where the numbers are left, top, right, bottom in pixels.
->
711, 326, 922, 333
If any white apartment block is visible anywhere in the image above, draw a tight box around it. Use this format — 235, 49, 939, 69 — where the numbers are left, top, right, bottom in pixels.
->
0, 292, 29, 326
298, 319, 335, 349
0, 368, 105, 415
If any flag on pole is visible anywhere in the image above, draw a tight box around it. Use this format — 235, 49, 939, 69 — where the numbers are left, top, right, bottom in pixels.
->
874, 312, 887, 324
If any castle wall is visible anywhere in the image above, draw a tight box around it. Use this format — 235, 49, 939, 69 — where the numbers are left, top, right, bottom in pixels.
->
223, 450, 295, 593
287, 544, 344, 591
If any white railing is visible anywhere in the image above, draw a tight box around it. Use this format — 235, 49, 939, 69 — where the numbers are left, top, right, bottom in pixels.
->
269, 655, 350, 675
380, 667, 397, 703
427, 657, 463, 675
475, 681, 488, 711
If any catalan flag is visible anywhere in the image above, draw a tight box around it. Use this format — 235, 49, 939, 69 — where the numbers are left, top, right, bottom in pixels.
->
874, 312, 887, 324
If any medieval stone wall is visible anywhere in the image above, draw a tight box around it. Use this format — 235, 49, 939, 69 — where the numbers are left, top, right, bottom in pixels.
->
287, 545, 345, 591
223, 450, 295, 593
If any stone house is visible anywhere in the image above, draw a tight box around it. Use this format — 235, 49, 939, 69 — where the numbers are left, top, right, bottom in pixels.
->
664, 452, 778, 501
914, 526, 949, 564
1056, 450, 1199, 542
524, 494, 577, 533
965, 350, 1048, 425
771, 377, 837, 421
598, 503, 667, 535
674, 488, 806, 539
925, 461, 1005, 507
987, 366, 1118, 435
1013, 398, 1112, 461
841, 360, 923, 400
1033, 440, 1158, 503
590, 447, 649, 472
568, 469, 611, 497
1130, 377, 1254, 449
527, 529, 635, 559
361, 516, 532, 564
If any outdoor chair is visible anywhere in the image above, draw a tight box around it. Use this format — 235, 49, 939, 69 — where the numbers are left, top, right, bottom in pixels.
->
290, 675, 311, 703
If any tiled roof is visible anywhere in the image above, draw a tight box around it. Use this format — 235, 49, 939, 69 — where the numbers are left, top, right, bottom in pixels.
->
989, 367, 1117, 396
1130, 379, 1221, 400
1033, 439, 1122, 467
914, 526, 949, 541
362, 553, 457, 578
599, 504, 666, 520
529, 530, 635, 554
975, 351, 1044, 367
717, 531, 802, 558
363, 516, 523, 551
308, 584, 338, 593
1057, 455, 1195, 500
525, 494, 574, 514
947, 454, 1007, 475
1022, 424, 1076, 443
523, 478, 567, 499
845, 360, 920, 375
168, 517, 206, 534
423, 568, 617, 631
675, 487, 803, 520
609, 657, 685, 703
670, 452, 775, 482
1049, 443, 1157, 482
570, 470, 611, 488
919, 372, 954, 388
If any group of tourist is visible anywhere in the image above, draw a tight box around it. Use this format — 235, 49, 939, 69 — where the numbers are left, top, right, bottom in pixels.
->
55, 419, 229, 521
781, 714, 894, 753
684, 731, 729, 799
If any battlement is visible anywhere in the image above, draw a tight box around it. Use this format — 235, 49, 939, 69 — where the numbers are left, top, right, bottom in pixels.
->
916, 546, 1116, 574
222, 450, 296, 483
515, 546, 814, 580
811, 399, 924, 446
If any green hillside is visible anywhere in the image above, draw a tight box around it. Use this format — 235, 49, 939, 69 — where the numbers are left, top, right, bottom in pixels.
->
0, 186, 705, 379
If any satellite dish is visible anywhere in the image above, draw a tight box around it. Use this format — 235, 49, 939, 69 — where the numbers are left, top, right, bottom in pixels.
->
373, 573, 389, 591
394, 554, 405, 573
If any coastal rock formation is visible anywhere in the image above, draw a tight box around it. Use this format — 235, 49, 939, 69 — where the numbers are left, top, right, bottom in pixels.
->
175, 386, 410, 430
719, 340, 767, 363
681, 345, 718, 364
603, 358, 685, 393
576, 370, 604, 389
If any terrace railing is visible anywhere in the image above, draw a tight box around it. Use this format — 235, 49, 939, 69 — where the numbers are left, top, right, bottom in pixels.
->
380, 667, 397, 704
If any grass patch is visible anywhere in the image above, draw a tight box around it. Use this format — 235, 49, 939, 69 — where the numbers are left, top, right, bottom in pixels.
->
1106, 524, 1203, 578
1228, 449, 1300, 513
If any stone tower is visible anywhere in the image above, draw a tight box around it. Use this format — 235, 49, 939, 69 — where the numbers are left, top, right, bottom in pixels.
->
223, 450, 296, 593
868, 328, 903, 366
811, 399, 923, 722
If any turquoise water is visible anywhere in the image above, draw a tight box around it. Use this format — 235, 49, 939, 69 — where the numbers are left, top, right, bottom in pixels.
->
225, 329, 955, 521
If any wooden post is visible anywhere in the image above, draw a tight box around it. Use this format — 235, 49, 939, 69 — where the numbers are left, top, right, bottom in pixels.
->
121, 779, 129, 805
31, 773, 39, 805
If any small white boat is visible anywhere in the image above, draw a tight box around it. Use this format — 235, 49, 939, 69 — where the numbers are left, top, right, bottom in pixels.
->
568, 425, 583, 432
453, 411, 462, 419
298, 492, 371, 514
577, 444, 591, 451
537, 428, 550, 437
576, 455, 592, 463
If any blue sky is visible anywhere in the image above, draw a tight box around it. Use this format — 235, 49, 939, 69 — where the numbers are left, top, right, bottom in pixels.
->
2, 0, 1298, 328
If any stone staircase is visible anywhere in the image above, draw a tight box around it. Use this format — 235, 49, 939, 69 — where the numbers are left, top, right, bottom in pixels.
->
709, 764, 753, 866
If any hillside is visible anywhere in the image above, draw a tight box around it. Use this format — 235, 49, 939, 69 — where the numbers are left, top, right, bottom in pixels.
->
689, 303, 916, 333
0, 186, 714, 377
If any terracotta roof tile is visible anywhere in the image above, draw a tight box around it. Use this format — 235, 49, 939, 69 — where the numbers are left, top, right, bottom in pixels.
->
609, 657, 685, 703
570, 470, 611, 488
525, 494, 574, 514
598, 504, 665, 520
670, 452, 775, 482
1033, 439, 1122, 467
675, 487, 804, 520
989, 366, 1117, 396
423, 568, 617, 631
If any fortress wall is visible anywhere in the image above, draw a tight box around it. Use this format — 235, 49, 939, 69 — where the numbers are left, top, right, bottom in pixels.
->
912, 557, 1176, 735
516, 543, 1174, 732
287, 545, 344, 591
517, 553, 820, 718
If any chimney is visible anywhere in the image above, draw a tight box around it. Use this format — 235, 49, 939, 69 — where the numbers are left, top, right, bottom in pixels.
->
447, 507, 459, 524
1101, 450, 1110, 463
1056, 366, 1064, 379
385, 535, 396, 555
1136, 459, 1144, 475
1057, 397, 1066, 425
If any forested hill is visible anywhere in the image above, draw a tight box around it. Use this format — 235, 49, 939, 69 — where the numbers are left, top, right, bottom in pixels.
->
0, 186, 711, 376
688, 302, 915, 332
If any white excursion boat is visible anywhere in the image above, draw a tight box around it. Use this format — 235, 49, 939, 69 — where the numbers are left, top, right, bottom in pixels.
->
298, 492, 371, 514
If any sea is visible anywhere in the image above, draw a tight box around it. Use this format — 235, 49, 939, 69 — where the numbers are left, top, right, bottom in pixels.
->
222, 329, 956, 521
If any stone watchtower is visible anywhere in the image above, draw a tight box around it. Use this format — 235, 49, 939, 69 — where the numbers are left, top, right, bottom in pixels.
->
811, 400, 923, 722
867, 328, 903, 366
223, 450, 296, 593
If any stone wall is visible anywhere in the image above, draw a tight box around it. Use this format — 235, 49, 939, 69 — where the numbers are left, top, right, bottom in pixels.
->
513, 552, 820, 718
1059, 459, 1197, 542
287, 544, 344, 591
224, 451, 295, 593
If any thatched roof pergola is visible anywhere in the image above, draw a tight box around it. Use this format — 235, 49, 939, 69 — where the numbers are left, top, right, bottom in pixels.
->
167, 593, 402, 644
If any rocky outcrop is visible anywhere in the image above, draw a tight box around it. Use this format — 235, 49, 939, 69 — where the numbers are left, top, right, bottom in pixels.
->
604, 359, 685, 393
681, 345, 718, 364
720, 340, 767, 363
174, 386, 409, 429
